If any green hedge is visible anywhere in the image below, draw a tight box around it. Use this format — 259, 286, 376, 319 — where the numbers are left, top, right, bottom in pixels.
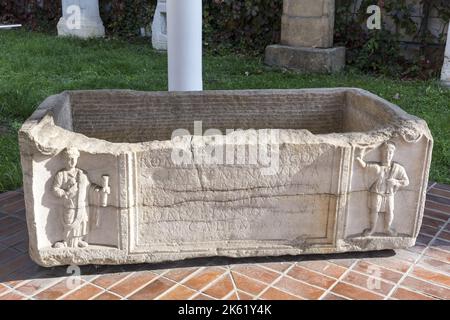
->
1, 0, 449, 76
0, 0, 282, 54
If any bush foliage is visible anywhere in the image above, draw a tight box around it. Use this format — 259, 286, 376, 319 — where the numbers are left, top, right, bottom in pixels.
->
0, 0, 449, 76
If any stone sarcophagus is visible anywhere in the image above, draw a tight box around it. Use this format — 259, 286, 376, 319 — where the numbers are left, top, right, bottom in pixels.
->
19, 89, 433, 267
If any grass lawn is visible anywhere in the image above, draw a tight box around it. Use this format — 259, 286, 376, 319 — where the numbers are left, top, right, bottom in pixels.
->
0, 30, 449, 192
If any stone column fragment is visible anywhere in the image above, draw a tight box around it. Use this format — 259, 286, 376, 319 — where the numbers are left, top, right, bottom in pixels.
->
152, 0, 167, 51
57, 0, 105, 39
265, 0, 345, 73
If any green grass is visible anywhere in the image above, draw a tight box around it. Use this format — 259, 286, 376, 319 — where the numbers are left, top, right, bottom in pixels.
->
0, 30, 449, 191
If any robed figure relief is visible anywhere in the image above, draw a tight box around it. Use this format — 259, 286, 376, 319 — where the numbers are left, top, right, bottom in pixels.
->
52, 147, 110, 248
356, 141, 409, 237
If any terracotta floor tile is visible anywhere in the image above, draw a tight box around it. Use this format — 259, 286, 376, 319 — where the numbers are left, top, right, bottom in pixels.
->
423, 247, 450, 263
273, 276, 324, 300
296, 260, 346, 279
431, 239, 450, 255
342, 271, 393, 296
287, 265, 335, 289
163, 267, 198, 282
203, 273, 234, 299
421, 216, 446, 229
0, 291, 26, 300
15, 278, 63, 296
407, 243, 428, 255
363, 257, 411, 274
430, 185, 450, 195
321, 293, 349, 300
1, 279, 27, 289
411, 266, 450, 287
327, 258, 356, 268
400, 276, 450, 300
62, 283, 103, 300
230, 272, 267, 296
236, 290, 254, 300
0, 254, 36, 280
94, 291, 122, 300
12, 240, 29, 253
260, 287, 301, 300
352, 261, 403, 284
0, 192, 22, 205
0, 230, 27, 248
158, 285, 197, 300
417, 256, 450, 274
193, 293, 214, 300
91, 272, 130, 289
419, 225, 440, 237
183, 267, 225, 291
0, 248, 21, 264
232, 265, 279, 284
259, 262, 291, 273
0, 217, 23, 235
1, 188, 450, 301
427, 194, 450, 206
33, 279, 80, 300
391, 287, 436, 300
435, 183, 450, 191
0, 284, 9, 295
393, 249, 421, 264
425, 201, 450, 214
423, 209, 449, 221
109, 271, 157, 296
128, 277, 176, 300
416, 234, 433, 245
331, 282, 384, 300
436, 231, 450, 242
226, 292, 239, 300
0, 198, 25, 214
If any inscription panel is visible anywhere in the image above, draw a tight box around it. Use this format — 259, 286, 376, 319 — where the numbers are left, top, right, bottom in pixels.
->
130, 142, 341, 253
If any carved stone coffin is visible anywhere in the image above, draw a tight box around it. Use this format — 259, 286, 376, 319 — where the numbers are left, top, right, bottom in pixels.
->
19, 89, 433, 267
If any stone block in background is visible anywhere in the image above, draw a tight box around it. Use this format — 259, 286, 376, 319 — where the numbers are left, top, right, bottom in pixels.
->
152, 0, 167, 51
57, 0, 105, 39
265, 45, 345, 73
266, 0, 345, 73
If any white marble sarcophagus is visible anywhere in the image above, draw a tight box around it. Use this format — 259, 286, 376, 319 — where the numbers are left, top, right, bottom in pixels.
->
19, 89, 433, 267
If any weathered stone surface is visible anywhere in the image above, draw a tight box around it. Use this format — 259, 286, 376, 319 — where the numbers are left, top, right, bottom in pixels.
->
281, 0, 335, 48
57, 0, 105, 39
151, 0, 167, 51
441, 21, 450, 88
283, 0, 334, 18
265, 0, 345, 73
19, 89, 433, 267
265, 44, 345, 73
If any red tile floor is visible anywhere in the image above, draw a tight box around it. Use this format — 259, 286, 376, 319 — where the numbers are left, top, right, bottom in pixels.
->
0, 182, 449, 300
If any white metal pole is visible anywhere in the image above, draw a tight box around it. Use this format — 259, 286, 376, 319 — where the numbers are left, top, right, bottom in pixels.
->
440, 21, 450, 86
167, 0, 203, 91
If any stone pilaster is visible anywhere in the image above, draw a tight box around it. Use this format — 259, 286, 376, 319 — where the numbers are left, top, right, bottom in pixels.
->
265, 0, 345, 73
57, 0, 105, 39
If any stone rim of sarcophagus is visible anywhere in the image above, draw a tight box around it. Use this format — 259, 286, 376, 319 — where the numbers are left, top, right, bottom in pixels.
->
19, 88, 433, 267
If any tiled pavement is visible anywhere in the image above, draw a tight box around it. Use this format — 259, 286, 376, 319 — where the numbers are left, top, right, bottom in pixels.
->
0, 182, 449, 300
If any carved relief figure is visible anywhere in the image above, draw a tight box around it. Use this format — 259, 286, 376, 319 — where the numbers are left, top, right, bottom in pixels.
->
356, 141, 409, 237
52, 147, 110, 248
